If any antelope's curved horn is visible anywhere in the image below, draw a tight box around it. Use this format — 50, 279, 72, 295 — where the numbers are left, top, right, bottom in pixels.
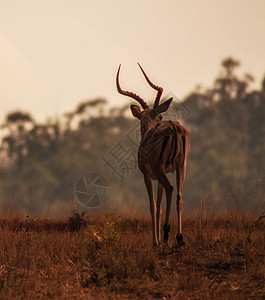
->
116, 65, 149, 109
137, 63, 163, 108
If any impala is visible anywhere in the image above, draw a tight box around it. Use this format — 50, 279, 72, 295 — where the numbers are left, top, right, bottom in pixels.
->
116, 63, 190, 246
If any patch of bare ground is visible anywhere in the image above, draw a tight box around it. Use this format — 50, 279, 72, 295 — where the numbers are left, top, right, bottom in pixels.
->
0, 212, 264, 299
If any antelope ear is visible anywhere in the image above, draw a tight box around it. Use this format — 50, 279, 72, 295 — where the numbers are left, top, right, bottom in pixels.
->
130, 105, 142, 119
153, 97, 173, 116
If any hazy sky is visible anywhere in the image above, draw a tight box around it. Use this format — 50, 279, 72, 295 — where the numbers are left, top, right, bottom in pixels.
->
0, 0, 265, 122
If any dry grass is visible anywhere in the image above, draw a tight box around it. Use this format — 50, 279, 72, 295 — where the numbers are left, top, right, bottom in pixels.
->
0, 212, 264, 299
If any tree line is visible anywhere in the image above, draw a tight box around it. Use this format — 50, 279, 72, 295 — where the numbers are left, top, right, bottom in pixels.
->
0, 58, 264, 215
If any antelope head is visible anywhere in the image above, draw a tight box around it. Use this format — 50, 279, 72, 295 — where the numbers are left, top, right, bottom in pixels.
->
116, 63, 173, 137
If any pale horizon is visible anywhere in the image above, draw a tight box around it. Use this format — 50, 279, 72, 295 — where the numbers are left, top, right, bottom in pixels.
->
1, 0, 265, 123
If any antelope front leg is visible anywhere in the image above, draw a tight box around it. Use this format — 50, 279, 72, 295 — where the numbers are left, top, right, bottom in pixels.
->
153, 169, 173, 243
144, 174, 158, 246
163, 183, 173, 243
156, 182, 163, 244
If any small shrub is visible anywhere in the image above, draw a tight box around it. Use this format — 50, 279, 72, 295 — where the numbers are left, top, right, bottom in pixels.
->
84, 212, 120, 248
68, 211, 86, 232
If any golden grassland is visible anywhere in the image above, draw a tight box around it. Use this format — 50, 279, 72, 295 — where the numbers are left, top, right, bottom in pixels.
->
0, 211, 264, 299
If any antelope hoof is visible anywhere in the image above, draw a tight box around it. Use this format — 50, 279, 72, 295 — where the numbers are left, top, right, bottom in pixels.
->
176, 233, 185, 246
163, 224, 171, 242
